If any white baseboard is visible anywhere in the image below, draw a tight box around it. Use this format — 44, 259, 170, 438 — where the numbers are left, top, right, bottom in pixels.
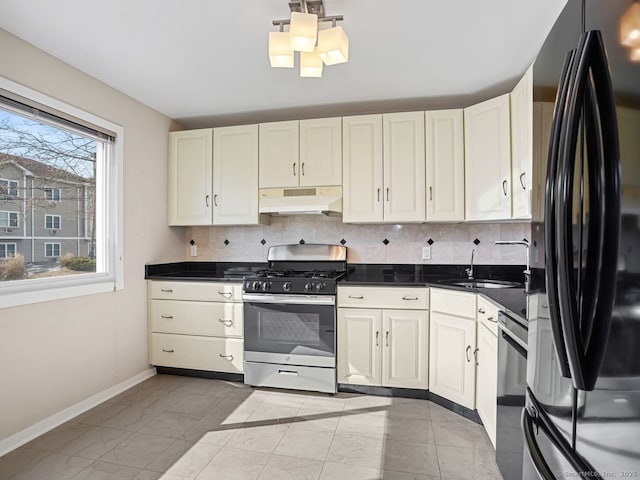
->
0, 367, 157, 457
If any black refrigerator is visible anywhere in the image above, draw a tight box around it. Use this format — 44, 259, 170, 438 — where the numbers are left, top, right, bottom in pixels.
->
525, 0, 640, 478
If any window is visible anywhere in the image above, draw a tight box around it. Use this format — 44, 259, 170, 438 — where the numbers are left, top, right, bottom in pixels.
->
0, 76, 123, 308
0, 243, 16, 258
44, 214, 61, 230
0, 211, 19, 228
44, 243, 61, 258
0, 178, 18, 197
44, 187, 61, 201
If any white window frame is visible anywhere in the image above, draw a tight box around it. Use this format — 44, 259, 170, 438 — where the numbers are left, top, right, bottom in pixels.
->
44, 186, 61, 202
44, 214, 61, 230
0, 243, 17, 258
0, 210, 19, 228
0, 178, 19, 197
44, 242, 61, 258
0, 76, 124, 309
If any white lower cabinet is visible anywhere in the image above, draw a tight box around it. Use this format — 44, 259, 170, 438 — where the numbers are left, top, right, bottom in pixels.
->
148, 280, 244, 373
337, 287, 429, 389
475, 321, 498, 448
429, 288, 478, 410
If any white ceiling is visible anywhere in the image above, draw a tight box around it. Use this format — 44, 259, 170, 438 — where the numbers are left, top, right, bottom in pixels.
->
0, 0, 566, 128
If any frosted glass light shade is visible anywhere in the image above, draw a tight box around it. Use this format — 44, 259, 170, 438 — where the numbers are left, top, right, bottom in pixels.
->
290, 12, 318, 52
631, 46, 640, 62
269, 31, 294, 68
300, 48, 323, 77
318, 26, 349, 65
620, 3, 640, 47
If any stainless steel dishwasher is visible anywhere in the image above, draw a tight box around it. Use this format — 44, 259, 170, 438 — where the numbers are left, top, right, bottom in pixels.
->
496, 310, 529, 480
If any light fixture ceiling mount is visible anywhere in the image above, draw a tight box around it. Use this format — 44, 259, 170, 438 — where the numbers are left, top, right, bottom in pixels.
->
269, 0, 349, 77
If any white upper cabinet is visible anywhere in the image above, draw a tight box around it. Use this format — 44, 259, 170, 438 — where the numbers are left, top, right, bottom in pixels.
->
299, 117, 342, 186
258, 120, 299, 188
168, 129, 213, 226
532, 101, 555, 222
510, 66, 533, 219
425, 109, 465, 222
342, 114, 384, 223
213, 124, 260, 225
464, 94, 512, 221
383, 111, 426, 223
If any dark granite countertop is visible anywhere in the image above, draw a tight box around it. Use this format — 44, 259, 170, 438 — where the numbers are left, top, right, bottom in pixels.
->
144, 261, 528, 321
145, 261, 267, 282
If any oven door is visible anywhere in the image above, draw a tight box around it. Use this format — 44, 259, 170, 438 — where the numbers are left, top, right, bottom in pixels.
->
243, 294, 336, 368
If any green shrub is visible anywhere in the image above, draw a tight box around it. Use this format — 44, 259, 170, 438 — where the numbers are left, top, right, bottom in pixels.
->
59, 253, 75, 268
0, 254, 26, 280
64, 256, 96, 272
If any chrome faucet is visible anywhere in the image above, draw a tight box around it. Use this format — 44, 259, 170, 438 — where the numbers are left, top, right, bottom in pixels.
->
494, 240, 531, 289
465, 247, 476, 280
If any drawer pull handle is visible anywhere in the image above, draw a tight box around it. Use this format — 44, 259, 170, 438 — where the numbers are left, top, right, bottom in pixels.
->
385, 331, 389, 347
160, 289, 173, 293
478, 308, 485, 314
402, 296, 419, 301
348, 295, 364, 299
375, 330, 380, 346
278, 369, 298, 376
487, 316, 496, 322
219, 354, 234, 360
218, 292, 233, 299
474, 347, 479, 366
162, 349, 174, 353
218, 319, 233, 326
465, 345, 471, 362
541, 305, 549, 309
160, 315, 174, 319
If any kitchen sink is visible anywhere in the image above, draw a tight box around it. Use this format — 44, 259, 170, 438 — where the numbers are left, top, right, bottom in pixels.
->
441, 279, 522, 289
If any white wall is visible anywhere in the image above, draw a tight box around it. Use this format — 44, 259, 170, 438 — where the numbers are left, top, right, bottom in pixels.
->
0, 28, 184, 442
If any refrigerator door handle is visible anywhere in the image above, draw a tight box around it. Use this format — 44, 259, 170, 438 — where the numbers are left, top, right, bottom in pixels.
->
544, 50, 576, 379
521, 408, 556, 480
555, 30, 621, 391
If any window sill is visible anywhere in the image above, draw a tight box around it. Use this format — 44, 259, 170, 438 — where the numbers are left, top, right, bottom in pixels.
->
0, 279, 118, 309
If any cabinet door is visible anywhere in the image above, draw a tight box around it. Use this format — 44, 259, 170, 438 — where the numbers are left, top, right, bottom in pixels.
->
300, 117, 342, 187
429, 312, 477, 409
258, 120, 299, 188
383, 112, 426, 223
532, 102, 555, 222
213, 124, 259, 225
511, 66, 533, 219
382, 309, 429, 389
464, 94, 512, 220
168, 129, 213, 225
342, 115, 384, 223
337, 308, 382, 386
425, 109, 465, 222
475, 322, 498, 448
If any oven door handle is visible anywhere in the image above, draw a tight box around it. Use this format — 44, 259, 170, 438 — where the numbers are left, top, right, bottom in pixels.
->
242, 293, 336, 306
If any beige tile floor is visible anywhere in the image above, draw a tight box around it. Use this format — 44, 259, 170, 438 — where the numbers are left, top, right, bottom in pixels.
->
0, 375, 503, 480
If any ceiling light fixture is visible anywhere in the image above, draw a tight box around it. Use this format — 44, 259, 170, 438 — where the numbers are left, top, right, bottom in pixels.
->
269, 0, 348, 77
620, 1, 640, 62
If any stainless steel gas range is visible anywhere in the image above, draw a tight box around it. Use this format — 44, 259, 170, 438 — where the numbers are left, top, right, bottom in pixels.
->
242, 244, 347, 393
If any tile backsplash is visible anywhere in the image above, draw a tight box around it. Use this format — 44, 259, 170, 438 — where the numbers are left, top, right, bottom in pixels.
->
185, 217, 531, 266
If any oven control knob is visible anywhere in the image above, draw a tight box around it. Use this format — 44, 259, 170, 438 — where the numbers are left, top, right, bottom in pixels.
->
262, 281, 272, 291
283, 282, 292, 292
316, 282, 326, 292
252, 281, 262, 291
305, 282, 314, 292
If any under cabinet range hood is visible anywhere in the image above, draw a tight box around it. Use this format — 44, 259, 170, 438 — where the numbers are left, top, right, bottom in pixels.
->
259, 186, 342, 216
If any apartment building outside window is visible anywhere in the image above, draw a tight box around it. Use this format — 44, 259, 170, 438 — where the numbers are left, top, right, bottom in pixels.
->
44, 187, 61, 201
44, 243, 61, 258
0, 210, 19, 228
44, 214, 61, 230
0, 178, 18, 197
0, 243, 16, 258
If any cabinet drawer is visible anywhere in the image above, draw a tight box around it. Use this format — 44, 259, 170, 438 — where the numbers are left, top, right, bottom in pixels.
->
150, 333, 243, 373
150, 300, 243, 337
477, 296, 499, 336
430, 288, 476, 318
148, 281, 242, 302
338, 286, 429, 310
